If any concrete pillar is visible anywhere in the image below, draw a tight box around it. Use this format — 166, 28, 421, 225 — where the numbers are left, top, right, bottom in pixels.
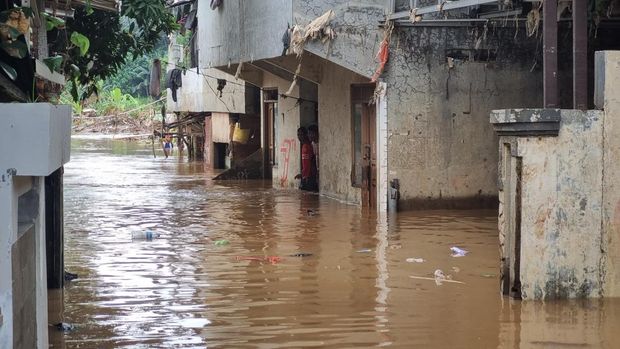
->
45, 167, 63, 289
596, 51, 620, 297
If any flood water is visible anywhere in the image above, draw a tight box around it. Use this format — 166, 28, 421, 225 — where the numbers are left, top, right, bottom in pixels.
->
49, 138, 620, 349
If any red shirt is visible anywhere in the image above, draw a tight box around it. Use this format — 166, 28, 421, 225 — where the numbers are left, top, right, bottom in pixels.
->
301, 143, 314, 179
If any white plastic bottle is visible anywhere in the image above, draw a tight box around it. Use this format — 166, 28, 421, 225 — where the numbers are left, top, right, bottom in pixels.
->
132, 231, 159, 240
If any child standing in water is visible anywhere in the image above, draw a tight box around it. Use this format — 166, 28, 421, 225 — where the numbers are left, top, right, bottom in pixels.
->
163, 134, 173, 158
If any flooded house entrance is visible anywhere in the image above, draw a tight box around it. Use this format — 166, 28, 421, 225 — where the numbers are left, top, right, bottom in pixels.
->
263, 89, 278, 179
352, 84, 377, 208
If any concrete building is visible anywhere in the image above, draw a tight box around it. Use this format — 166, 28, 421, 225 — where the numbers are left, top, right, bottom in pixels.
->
165, 2, 261, 171
0, 104, 71, 348
491, 51, 620, 300
168, 0, 547, 211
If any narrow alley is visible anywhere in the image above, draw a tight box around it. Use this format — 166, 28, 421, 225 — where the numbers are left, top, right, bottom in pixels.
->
48, 138, 620, 348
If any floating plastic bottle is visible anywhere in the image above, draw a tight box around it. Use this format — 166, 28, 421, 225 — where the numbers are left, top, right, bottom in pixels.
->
132, 231, 159, 240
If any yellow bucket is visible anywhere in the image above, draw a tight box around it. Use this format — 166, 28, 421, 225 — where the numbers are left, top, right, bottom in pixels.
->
232, 123, 251, 144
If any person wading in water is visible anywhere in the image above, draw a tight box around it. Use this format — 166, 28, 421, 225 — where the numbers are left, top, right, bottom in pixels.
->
294, 127, 318, 192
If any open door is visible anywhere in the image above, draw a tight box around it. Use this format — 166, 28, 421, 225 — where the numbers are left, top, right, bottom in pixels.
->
263, 89, 278, 179
352, 85, 377, 209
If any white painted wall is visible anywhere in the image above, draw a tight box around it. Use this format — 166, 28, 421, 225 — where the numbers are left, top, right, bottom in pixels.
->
0, 103, 71, 176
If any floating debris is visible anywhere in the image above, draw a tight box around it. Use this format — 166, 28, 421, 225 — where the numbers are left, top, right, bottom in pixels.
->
53, 322, 76, 332
290, 252, 313, 257
132, 231, 159, 240
214, 239, 230, 246
409, 269, 465, 286
64, 271, 78, 281
356, 249, 372, 253
406, 258, 425, 263
450, 246, 469, 257
235, 256, 282, 265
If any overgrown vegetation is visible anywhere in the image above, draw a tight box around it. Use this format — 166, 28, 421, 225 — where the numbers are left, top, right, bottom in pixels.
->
59, 0, 178, 100
102, 38, 167, 97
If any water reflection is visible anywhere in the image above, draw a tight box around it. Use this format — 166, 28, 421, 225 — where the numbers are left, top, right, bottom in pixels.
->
49, 138, 620, 348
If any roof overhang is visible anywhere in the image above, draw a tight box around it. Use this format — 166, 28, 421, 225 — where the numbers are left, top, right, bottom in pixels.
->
45, 0, 119, 13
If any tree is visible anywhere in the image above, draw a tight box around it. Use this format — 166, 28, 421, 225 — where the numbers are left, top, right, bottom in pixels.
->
61, 0, 178, 100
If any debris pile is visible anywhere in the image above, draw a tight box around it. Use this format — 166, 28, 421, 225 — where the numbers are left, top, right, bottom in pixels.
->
290, 10, 336, 57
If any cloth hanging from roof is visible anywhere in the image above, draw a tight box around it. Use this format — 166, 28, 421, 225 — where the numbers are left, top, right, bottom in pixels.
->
281, 24, 290, 56
166, 68, 183, 102
149, 59, 162, 99
290, 10, 336, 57
185, 9, 197, 29
371, 21, 394, 82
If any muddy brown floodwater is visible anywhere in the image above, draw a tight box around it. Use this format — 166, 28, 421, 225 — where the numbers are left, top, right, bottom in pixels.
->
49, 138, 620, 349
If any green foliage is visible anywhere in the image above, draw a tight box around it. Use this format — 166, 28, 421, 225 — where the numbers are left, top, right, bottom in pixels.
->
102, 38, 167, 97
43, 55, 63, 73
41, 13, 65, 31
60, 80, 154, 118
62, 0, 178, 101
70, 32, 90, 56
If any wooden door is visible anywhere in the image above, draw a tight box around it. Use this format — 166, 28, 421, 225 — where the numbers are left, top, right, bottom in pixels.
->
361, 104, 377, 208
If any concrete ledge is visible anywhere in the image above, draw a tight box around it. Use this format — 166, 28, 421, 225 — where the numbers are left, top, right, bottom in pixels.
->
398, 195, 499, 211
490, 108, 561, 136
0, 103, 71, 176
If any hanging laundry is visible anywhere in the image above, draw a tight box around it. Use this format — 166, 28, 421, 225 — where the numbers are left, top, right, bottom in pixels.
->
166, 68, 183, 102
281, 24, 291, 56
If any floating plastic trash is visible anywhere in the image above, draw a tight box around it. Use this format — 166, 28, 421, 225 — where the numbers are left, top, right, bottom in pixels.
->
214, 239, 230, 246
356, 249, 372, 253
450, 246, 469, 257
406, 258, 425, 263
290, 252, 313, 257
409, 270, 465, 286
132, 231, 159, 240
54, 323, 75, 332
64, 271, 78, 281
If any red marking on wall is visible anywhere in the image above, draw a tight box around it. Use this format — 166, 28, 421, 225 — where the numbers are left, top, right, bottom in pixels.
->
279, 139, 297, 187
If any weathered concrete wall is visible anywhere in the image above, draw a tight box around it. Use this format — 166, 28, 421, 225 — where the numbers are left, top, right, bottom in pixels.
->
165, 68, 248, 114
261, 72, 302, 189
198, 0, 292, 68
514, 110, 604, 299
0, 175, 50, 348
597, 51, 620, 297
211, 113, 231, 143
293, 0, 385, 78
386, 27, 542, 209
317, 61, 369, 204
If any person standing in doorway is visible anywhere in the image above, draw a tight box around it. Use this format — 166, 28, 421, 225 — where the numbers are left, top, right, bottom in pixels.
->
308, 124, 319, 186
295, 127, 318, 192
163, 133, 174, 158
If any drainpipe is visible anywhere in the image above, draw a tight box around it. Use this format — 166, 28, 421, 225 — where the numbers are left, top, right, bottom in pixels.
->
543, 0, 559, 108
573, 0, 588, 110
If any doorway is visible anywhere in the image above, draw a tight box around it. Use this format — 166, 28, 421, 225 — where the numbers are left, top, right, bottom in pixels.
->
213, 143, 227, 169
263, 89, 278, 179
351, 85, 377, 209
